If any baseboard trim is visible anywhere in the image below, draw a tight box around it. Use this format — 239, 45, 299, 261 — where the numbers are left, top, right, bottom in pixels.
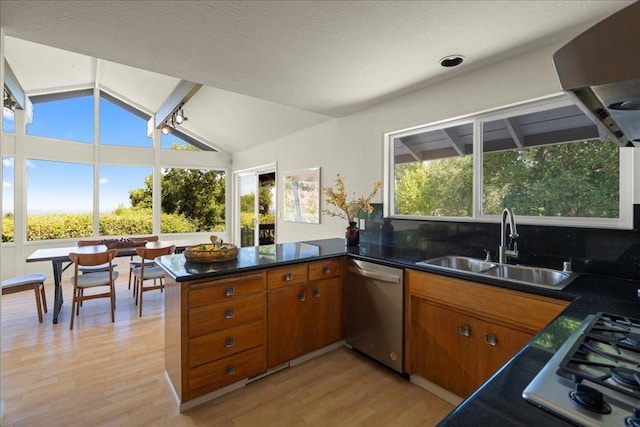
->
410, 375, 464, 407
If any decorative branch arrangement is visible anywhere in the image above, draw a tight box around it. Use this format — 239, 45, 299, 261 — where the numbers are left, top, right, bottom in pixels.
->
322, 174, 382, 224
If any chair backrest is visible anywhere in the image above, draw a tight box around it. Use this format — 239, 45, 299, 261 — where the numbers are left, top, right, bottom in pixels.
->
129, 235, 159, 244
69, 249, 118, 274
135, 245, 176, 262
77, 239, 103, 247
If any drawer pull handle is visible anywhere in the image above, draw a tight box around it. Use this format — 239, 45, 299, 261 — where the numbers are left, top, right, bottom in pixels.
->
225, 338, 235, 348
225, 309, 234, 319
225, 287, 235, 297
312, 288, 320, 298
486, 334, 497, 346
298, 292, 306, 302
459, 325, 471, 337
284, 273, 293, 281
323, 266, 331, 274
225, 365, 236, 375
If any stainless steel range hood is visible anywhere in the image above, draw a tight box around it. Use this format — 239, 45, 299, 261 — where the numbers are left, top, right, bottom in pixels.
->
553, 1, 640, 147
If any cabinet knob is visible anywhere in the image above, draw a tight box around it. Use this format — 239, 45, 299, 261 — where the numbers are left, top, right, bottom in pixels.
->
298, 292, 306, 302
323, 266, 331, 274
312, 288, 320, 298
225, 365, 236, 375
225, 309, 234, 319
459, 325, 471, 337
225, 287, 235, 297
284, 273, 292, 281
225, 337, 235, 348
485, 334, 497, 346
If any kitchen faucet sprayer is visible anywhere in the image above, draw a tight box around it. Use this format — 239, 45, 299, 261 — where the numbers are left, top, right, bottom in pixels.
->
499, 208, 519, 264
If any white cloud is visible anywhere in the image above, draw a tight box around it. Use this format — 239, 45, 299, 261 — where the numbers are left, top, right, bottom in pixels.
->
25, 159, 36, 168
2, 158, 14, 168
3, 181, 12, 189
99, 177, 109, 185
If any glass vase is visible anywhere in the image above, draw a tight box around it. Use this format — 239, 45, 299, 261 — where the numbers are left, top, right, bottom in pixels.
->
345, 221, 360, 246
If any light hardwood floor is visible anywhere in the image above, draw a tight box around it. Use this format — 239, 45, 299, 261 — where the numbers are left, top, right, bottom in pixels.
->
1, 266, 454, 426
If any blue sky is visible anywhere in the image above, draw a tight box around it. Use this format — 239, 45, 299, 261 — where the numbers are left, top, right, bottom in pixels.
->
2, 96, 186, 214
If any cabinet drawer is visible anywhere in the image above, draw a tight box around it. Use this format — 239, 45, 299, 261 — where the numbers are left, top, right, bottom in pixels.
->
189, 320, 265, 368
188, 272, 265, 307
267, 264, 308, 289
407, 270, 568, 334
308, 258, 342, 281
188, 346, 266, 400
189, 293, 264, 338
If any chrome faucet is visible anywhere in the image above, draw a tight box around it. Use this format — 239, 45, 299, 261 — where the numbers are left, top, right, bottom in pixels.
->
498, 208, 519, 263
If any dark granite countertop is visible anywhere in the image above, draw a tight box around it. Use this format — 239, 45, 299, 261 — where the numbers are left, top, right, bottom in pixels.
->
156, 237, 640, 425
155, 238, 348, 282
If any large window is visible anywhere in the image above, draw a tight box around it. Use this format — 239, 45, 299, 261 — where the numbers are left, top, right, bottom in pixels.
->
26, 160, 93, 240
99, 93, 152, 147
99, 165, 153, 235
159, 168, 226, 233
2, 157, 14, 242
394, 122, 473, 217
27, 91, 94, 143
387, 96, 627, 227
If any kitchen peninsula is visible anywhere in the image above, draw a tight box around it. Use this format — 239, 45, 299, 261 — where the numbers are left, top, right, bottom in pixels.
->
156, 238, 640, 425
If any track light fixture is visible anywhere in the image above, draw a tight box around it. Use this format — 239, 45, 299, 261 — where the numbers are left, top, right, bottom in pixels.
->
160, 106, 187, 135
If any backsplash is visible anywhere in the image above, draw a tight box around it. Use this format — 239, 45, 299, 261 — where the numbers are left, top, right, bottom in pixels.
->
361, 205, 640, 281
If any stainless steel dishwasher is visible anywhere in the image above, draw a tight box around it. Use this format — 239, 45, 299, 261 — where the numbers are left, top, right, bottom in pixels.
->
345, 259, 404, 373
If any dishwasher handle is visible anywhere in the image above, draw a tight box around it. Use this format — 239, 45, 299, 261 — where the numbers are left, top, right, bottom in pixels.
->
347, 266, 401, 284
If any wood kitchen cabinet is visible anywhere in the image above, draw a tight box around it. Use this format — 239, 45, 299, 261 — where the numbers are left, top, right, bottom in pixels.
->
267, 259, 344, 368
165, 271, 267, 403
406, 269, 569, 398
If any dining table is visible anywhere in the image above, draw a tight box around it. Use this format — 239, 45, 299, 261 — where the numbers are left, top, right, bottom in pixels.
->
26, 239, 194, 324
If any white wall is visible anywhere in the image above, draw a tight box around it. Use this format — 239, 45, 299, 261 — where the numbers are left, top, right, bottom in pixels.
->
233, 43, 566, 243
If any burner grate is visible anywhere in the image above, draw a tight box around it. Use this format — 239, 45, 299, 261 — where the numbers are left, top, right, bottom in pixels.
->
556, 312, 640, 400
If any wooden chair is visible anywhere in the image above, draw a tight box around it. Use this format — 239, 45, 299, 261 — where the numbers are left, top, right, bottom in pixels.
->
133, 245, 175, 317
68, 248, 119, 330
1, 273, 48, 323
128, 235, 159, 291
77, 239, 119, 273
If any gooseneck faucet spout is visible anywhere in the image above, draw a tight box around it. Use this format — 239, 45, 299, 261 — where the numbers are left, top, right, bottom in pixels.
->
499, 208, 519, 264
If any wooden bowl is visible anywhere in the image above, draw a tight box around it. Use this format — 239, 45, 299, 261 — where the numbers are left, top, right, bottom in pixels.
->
184, 243, 238, 263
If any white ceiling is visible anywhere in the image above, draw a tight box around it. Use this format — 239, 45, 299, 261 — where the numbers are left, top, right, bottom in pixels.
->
0, 0, 633, 153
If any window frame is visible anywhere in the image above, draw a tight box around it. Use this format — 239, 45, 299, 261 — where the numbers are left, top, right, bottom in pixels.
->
384, 94, 633, 229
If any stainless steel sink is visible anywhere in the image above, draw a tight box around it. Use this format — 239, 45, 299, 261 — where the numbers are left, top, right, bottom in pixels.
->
482, 264, 576, 290
416, 255, 578, 290
416, 256, 496, 273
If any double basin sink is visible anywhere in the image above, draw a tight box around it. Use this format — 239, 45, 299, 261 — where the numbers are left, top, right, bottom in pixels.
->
416, 256, 578, 290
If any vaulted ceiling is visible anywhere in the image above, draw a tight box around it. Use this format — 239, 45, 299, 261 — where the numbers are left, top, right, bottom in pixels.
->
0, 0, 632, 153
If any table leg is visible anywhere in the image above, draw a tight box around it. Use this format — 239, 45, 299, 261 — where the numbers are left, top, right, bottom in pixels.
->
52, 260, 64, 324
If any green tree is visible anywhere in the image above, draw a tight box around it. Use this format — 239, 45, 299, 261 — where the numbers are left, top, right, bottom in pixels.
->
395, 156, 472, 216
483, 139, 618, 217
130, 168, 226, 232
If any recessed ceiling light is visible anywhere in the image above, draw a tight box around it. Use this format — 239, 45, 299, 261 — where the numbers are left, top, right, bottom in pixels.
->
440, 55, 465, 68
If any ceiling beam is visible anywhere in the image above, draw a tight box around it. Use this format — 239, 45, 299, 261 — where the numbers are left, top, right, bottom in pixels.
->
397, 140, 421, 162
443, 128, 466, 156
504, 118, 525, 150
149, 80, 202, 135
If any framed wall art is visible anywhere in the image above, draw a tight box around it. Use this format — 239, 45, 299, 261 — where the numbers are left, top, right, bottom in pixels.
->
283, 167, 320, 224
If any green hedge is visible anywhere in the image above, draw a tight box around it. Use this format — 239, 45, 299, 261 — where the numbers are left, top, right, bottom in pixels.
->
2, 209, 223, 242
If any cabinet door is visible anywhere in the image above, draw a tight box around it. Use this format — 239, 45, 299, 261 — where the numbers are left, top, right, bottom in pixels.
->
267, 283, 309, 368
477, 320, 532, 384
308, 277, 343, 350
411, 297, 480, 397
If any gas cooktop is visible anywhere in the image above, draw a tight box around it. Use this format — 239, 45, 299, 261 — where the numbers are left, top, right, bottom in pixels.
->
523, 312, 640, 427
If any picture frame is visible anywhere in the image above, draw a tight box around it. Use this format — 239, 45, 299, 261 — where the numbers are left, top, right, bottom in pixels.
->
283, 167, 320, 224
